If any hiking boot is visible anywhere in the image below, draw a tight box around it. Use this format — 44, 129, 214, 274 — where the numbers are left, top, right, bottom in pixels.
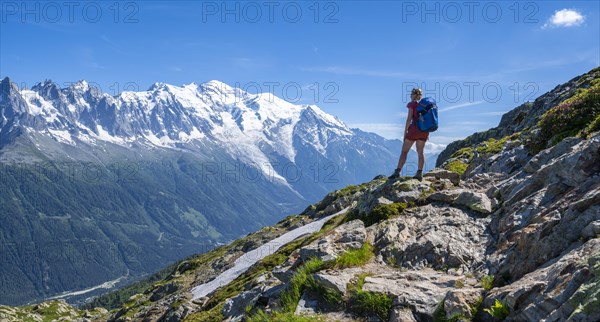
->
388, 168, 401, 180
413, 170, 423, 181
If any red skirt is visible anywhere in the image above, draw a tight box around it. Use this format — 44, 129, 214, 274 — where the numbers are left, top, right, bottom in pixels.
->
406, 124, 429, 141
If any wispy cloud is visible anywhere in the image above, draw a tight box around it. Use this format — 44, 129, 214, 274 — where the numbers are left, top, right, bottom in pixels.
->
543, 9, 585, 29
100, 35, 128, 55
435, 121, 489, 133
299, 66, 415, 78
232, 57, 270, 69
439, 100, 485, 112
297, 66, 461, 81
479, 111, 507, 116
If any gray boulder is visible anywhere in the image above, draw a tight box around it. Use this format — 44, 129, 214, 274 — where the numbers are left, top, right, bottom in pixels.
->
299, 220, 366, 262
313, 272, 355, 295
423, 169, 461, 186
222, 287, 263, 321
454, 190, 493, 214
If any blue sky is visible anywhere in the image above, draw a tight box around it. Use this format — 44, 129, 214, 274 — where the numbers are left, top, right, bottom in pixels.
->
1, 1, 598, 152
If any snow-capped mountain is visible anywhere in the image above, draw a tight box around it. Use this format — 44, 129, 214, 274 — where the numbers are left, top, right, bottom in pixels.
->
2, 77, 400, 188
0, 76, 414, 305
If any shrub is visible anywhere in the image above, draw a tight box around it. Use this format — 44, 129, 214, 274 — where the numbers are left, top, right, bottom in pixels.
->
484, 299, 510, 320
581, 113, 600, 138
480, 275, 495, 290
532, 79, 600, 153
363, 202, 407, 226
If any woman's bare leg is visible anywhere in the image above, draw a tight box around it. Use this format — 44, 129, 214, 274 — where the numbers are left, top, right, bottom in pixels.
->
396, 138, 415, 171
415, 140, 426, 170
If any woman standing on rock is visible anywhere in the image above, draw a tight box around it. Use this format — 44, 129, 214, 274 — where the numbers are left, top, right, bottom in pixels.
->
390, 88, 428, 181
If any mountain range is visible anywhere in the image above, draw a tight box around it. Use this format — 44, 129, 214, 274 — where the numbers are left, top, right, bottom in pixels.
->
0, 77, 437, 305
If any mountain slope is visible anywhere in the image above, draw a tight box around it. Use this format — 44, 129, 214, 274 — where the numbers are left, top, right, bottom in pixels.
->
436, 67, 600, 167
0, 77, 424, 305
14, 67, 595, 322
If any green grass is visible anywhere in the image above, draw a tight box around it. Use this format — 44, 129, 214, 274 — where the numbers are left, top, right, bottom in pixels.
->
248, 310, 327, 322
352, 273, 370, 292
187, 212, 351, 320
444, 160, 468, 175
342, 271, 393, 321
477, 134, 518, 155
450, 147, 475, 161
350, 290, 393, 321
484, 299, 510, 320
362, 202, 408, 227
183, 302, 224, 322
276, 244, 375, 315
304, 281, 344, 308
279, 258, 327, 313
480, 275, 495, 291
333, 243, 374, 269
336, 183, 369, 197
203, 236, 309, 310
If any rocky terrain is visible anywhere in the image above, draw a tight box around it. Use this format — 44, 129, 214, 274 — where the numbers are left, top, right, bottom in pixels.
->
1, 67, 598, 321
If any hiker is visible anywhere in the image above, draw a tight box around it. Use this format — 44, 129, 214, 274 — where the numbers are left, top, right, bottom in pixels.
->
390, 88, 428, 181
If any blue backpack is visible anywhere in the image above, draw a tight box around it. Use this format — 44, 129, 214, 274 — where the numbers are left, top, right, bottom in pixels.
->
416, 97, 439, 132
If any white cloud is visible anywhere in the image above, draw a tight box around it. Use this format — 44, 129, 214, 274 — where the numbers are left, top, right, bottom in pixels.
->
479, 111, 507, 116
439, 100, 485, 112
299, 66, 414, 78
543, 9, 585, 28
297, 66, 461, 81
424, 141, 448, 154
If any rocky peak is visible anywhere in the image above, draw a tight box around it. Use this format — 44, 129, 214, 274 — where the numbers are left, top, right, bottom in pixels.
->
0, 77, 29, 119
0, 76, 18, 95
31, 79, 62, 100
